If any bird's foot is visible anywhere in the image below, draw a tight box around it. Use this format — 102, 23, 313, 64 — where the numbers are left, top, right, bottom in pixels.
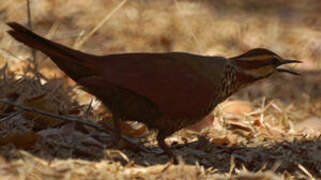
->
146, 147, 178, 164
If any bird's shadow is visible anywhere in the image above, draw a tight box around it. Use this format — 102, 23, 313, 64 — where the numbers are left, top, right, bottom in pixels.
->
120, 135, 320, 177
2, 130, 318, 177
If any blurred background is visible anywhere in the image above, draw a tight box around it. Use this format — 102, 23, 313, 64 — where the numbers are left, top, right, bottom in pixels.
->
0, 0, 320, 71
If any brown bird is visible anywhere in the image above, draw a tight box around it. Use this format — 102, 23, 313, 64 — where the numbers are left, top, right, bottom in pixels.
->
7, 22, 301, 161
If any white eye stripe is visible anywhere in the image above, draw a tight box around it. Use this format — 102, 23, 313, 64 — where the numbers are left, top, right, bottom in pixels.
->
246, 66, 274, 77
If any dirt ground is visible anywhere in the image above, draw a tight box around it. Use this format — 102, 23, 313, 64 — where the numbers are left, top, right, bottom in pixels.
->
0, 0, 320, 179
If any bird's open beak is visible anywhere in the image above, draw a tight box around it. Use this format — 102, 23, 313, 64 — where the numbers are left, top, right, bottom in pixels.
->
276, 59, 302, 75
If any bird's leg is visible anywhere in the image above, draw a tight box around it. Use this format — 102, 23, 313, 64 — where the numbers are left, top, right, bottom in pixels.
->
157, 132, 178, 164
112, 114, 122, 145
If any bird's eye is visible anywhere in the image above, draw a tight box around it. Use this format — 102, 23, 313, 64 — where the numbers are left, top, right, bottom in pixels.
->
271, 57, 279, 64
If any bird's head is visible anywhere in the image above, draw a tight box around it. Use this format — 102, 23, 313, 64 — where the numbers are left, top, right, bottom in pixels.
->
229, 48, 301, 80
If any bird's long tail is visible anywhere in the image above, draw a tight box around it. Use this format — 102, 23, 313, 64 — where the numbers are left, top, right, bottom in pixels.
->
7, 22, 97, 79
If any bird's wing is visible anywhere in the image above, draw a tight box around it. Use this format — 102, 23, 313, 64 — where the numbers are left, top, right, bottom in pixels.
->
95, 53, 224, 118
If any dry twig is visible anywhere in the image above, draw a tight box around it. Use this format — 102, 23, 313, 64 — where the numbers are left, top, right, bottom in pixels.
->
0, 99, 148, 152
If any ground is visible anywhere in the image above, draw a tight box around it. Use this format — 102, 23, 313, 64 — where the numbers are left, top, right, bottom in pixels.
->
0, 0, 320, 179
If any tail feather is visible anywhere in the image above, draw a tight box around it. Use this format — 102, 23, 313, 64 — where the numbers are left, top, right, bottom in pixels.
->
7, 22, 97, 80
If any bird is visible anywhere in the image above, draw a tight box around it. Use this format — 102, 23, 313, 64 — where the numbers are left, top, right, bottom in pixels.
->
7, 22, 301, 161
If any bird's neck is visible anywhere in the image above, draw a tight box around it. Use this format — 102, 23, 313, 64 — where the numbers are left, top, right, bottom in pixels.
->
205, 62, 259, 115
218, 63, 257, 101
